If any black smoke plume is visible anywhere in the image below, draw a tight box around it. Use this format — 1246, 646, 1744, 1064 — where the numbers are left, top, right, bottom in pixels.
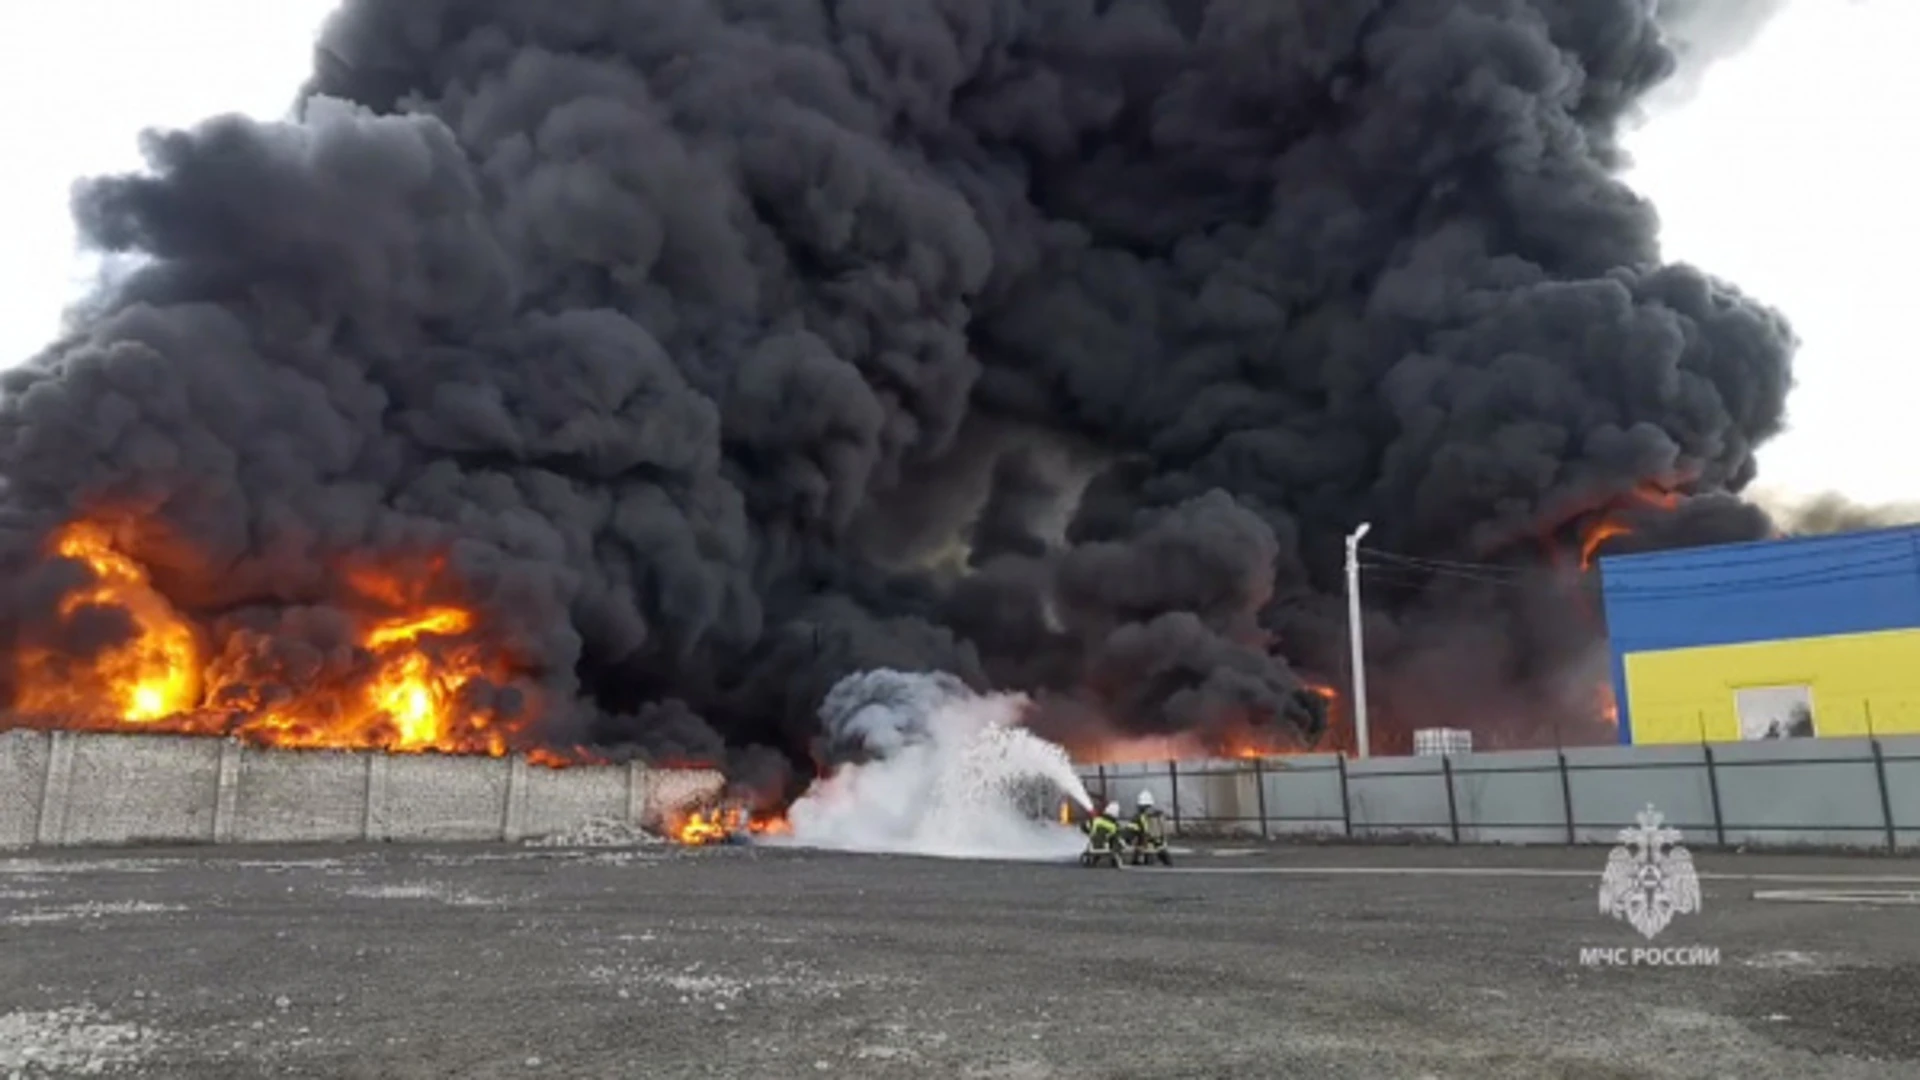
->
0, 0, 1796, 772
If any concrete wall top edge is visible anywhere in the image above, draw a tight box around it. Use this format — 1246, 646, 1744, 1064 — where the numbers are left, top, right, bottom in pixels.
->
1707, 737, 1880, 763
1077, 755, 1345, 778
1258, 753, 1345, 771
1441, 749, 1563, 771
1562, 744, 1707, 767
1182, 758, 1281, 772
1075, 738, 1920, 777
1874, 734, 1920, 752
0, 727, 674, 775
1080, 763, 1161, 777
1347, 756, 1443, 777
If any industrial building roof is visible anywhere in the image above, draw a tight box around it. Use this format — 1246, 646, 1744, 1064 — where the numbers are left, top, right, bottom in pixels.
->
1598, 523, 1920, 655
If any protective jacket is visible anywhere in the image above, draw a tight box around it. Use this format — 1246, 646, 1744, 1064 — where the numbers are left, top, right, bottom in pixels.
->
1083, 813, 1122, 849
1127, 808, 1167, 848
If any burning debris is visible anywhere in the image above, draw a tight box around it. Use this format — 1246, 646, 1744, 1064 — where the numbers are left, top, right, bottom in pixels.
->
0, 1, 1798, 778
666, 805, 791, 847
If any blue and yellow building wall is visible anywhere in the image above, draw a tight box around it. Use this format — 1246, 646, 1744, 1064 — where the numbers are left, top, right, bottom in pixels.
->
1598, 525, 1920, 744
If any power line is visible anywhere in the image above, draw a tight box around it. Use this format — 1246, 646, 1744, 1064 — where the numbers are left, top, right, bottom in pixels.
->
1361, 549, 1529, 577
1355, 550, 1920, 601
1358, 559, 1533, 589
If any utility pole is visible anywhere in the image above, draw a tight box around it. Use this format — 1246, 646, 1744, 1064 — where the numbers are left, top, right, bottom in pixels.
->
1345, 523, 1372, 759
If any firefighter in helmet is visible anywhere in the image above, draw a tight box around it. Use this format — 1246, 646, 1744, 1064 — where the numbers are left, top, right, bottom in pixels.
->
1125, 789, 1171, 865
1081, 800, 1124, 866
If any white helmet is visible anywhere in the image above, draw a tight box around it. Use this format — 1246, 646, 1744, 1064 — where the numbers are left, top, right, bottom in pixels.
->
1136, 790, 1155, 808
1104, 801, 1120, 817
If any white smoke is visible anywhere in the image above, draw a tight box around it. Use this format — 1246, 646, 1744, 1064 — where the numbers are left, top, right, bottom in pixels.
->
1750, 487, 1920, 536
1646, 0, 1791, 111
770, 669, 1094, 861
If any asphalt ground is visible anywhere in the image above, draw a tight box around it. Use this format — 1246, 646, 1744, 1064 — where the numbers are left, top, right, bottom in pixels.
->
3, 839, 1919, 1079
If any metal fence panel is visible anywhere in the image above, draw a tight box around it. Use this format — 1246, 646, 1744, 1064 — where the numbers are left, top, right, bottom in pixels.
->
1879, 737, 1920, 851
1068, 737, 1917, 851
1176, 761, 1264, 836
1562, 744, 1716, 845
1710, 738, 1887, 848
1258, 755, 1346, 836
1345, 756, 1451, 840
1449, 750, 1567, 844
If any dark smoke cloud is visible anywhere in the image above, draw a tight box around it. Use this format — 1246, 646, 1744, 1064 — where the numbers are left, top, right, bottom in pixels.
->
969, 444, 1071, 565
814, 668, 973, 766
0, 0, 1794, 770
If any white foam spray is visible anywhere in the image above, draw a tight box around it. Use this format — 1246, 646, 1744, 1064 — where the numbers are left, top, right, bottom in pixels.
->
770, 669, 1094, 861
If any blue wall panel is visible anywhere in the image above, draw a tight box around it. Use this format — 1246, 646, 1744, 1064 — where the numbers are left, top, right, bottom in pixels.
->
1599, 525, 1920, 743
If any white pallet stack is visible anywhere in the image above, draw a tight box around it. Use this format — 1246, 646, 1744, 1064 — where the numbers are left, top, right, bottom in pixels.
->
1413, 728, 1473, 757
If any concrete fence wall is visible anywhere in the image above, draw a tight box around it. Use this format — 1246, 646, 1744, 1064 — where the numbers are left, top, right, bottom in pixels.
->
0, 729, 724, 850
1078, 736, 1920, 851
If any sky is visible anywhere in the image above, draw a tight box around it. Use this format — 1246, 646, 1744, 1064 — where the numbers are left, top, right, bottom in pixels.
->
1624, 0, 1919, 506
0, 1, 1913, 505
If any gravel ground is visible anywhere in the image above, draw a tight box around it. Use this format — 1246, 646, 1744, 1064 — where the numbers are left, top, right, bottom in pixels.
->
2, 840, 1918, 1078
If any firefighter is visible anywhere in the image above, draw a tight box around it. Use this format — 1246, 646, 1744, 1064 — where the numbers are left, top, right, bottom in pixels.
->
1081, 800, 1124, 867
1126, 789, 1171, 866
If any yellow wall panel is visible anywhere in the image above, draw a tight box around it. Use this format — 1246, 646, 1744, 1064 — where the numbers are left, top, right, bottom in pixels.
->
1623, 627, 1920, 745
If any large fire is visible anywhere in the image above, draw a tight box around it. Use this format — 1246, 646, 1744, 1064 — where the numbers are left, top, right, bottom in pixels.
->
14, 521, 202, 723
7, 518, 551, 759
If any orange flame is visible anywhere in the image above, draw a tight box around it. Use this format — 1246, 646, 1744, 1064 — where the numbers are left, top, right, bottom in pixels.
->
1578, 519, 1632, 571
669, 806, 790, 845
14, 522, 202, 723
1225, 680, 1345, 759
1302, 679, 1340, 706
1578, 483, 1682, 571
8, 517, 559, 761
1563, 484, 1677, 736
674, 809, 737, 845
227, 592, 512, 755
1596, 683, 1620, 728
1221, 738, 1328, 761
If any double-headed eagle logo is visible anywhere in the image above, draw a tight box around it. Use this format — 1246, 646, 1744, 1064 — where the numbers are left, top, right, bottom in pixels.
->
1599, 804, 1702, 940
